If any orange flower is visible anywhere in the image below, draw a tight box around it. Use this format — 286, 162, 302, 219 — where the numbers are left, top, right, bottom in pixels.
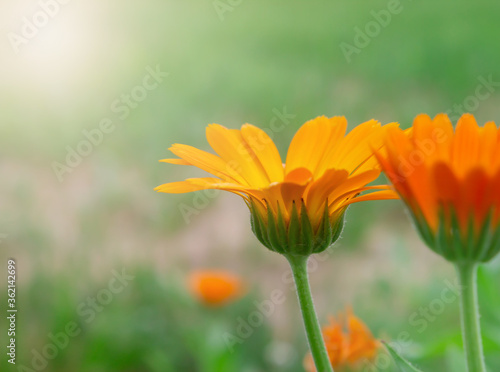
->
376, 113, 500, 262
156, 116, 398, 256
304, 309, 380, 371
188, 270, 245, 306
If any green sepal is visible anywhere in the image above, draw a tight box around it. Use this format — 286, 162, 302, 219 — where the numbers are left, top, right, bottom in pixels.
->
476, 211, 494, 262
316, 202, 334, 250
450, 209, 465, 261
266, 201, 285, 254
287, 201, 301, 253
249, 199, 344, 257
434, 210, 451, 260
275, 203, 289, 253
410, 212, 434, 250
464, 216, 476, 261
299, 201, 314, 255
250, 201, 270, 249
484, 224, 500, 262
414, 205, 500, 264
329, 210, 345, 248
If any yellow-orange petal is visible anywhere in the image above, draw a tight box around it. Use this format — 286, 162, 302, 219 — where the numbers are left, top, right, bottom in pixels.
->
285, 116, 347, 177
430, 113, 454, 162
462, 167, 490, 232
304, 308, 379, 372
432, 162, 461, 227
478, 121, 498, 173
155, 177, 224, 193
412, 113, 434, 144
188, 270, 245, 306
328, 185, 395, 215
206, 124, 270, 187
452, 114, 480, 176
240, 124, 285, 183
326, 169, 381, 205
328, 119, 389, 174
284, 167, 313, 185
155, 177, 255, 204
170, 143, 246, 184
345, 311, 379, 364
305, 169, 349, 226
279, 180, 311, 219
160, 158, 191, 165
342, 189, 399, 207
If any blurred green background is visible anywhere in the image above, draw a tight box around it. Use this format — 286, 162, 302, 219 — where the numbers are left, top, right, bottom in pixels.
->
1, 0, 500, 371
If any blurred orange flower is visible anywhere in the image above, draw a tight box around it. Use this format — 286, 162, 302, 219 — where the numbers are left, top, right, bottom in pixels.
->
188, 270, 245, 306
156, 116, 399, 256
376, 113, 500, 262
304, 309, 379, 372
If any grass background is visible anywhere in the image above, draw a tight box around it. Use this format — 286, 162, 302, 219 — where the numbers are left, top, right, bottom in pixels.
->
1, 0, 500, 371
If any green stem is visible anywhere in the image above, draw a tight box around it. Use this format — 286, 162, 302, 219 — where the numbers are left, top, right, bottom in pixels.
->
286, 254, 333, 372
455, 262, 487, 372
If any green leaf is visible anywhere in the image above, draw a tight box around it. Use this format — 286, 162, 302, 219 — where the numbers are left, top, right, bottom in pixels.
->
384, 341, 425, 372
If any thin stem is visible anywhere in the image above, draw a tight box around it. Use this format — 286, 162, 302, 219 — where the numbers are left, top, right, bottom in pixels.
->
455, 262, 487, 372
286, 254, 333, 372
